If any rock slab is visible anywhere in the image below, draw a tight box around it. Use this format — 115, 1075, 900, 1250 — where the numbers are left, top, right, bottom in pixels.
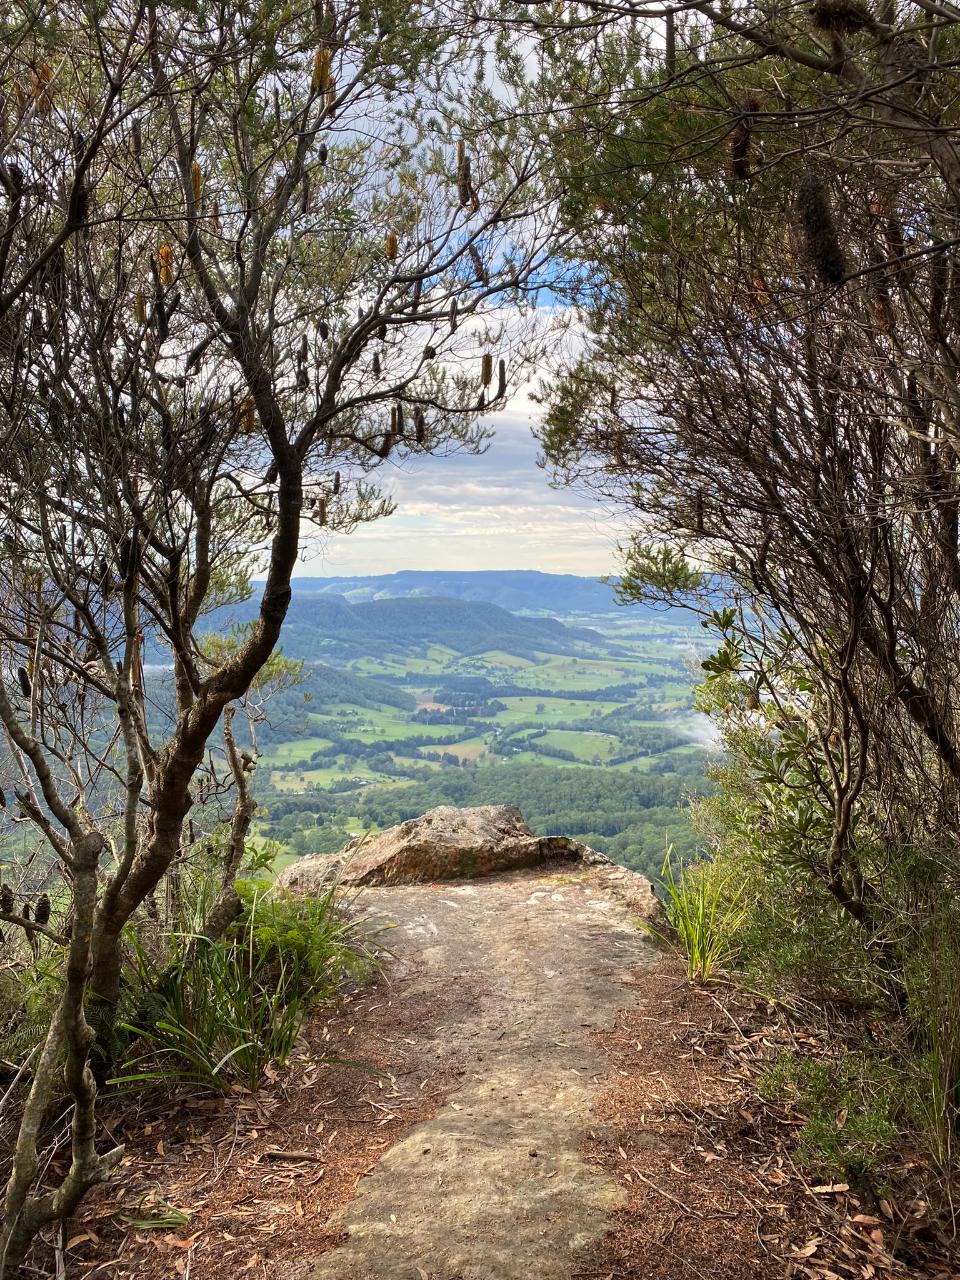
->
278, 804, 657, 918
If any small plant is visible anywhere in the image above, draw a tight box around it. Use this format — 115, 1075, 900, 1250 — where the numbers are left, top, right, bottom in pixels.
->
114, 872, 376, 1093
119, 1196, 191, 1231
643, 848, 745, 982
758, 1051, 899, 1180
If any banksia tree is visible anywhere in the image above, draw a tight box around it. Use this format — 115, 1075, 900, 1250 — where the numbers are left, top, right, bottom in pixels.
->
0, 0, 559, 1267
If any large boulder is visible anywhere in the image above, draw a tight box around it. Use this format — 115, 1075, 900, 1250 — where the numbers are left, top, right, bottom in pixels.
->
278, 804, 611, 890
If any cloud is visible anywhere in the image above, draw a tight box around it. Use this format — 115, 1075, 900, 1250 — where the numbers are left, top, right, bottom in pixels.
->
298, 395, 627, 576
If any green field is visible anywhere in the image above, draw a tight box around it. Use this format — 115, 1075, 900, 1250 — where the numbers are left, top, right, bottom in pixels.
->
257, 612, 712, 879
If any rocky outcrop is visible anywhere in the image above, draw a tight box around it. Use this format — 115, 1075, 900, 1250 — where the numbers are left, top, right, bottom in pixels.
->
276, 804, 658, 917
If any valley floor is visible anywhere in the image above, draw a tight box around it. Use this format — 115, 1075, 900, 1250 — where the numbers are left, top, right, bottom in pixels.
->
71, 867, 953, 1280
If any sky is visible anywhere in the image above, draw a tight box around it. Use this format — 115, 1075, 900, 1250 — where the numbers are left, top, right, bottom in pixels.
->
297, 388, 628, 578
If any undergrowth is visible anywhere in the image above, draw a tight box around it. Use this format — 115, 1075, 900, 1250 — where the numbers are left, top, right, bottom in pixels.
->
114, 874, 377, 1094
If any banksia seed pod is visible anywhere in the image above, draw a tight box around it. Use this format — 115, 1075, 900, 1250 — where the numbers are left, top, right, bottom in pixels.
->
0, 786, 5, 809
192, 161, 203, 204
495, 358, 506, 400
312, 47, 332, 95
481, 352, 493, 387
372, 350, 381, 377
449, 298, 458, 333
728, 120, 751, 183
32, 63, 53, 114
395, 402, 405, 435
424, 344, 436, 360
385, 230, 398, 261
17, 668, 30, 698
314, 498, 327, 525
0, 885, 12, 913
457, 142, 472, 208
134, 290, 146, 324
318, 142, 328, 165
157, 244, 174, 286
415, 408, 426, 444
318, 319, 329, 340
132, 119, 142, 154
796, 172, 846, 286
238, 396, 256, 433
333, 470, 341, 496
746, 688, 760, 710
378, 322, 387, 341
469, 244, 487, 285
34, 894, 50, 927
809, 0, 877, 33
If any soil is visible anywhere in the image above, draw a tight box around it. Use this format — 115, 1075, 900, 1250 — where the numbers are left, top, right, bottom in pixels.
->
57, 862, 957, 1280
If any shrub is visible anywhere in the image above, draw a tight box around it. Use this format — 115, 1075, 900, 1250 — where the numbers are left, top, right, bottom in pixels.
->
115, 874, 376, 1093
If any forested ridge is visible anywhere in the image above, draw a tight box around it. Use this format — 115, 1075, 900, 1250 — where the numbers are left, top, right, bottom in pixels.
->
0, 0, 959, 1274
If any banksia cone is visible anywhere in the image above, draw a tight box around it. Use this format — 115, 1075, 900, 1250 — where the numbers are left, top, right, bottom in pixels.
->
312, 47, 333, 95
745, 688, 760, 710
424, 344, 436, 360
192, 161, 203, 204
449, 298, 458, 333
728, 122, 750, 182
378, 322, 387, 341
480, 352, 493, 387
318, 319, 329, 340
333, 470, 341, 496
314, 497, 327, 525
395, 402, 405, 434
238, 396, 256, 434
415, 408, 426, 444
157, 244, 174, 286
32, 63, 53, 114
372, 350, 381, 377
809, 0, 876, 33
134, 290, 146, 324
457, 141, 472, 208
0, 885, 12, 914
132, 119, 142, 154
34, 894, 50, 927
17, 668, 30, 698
495, 358, 506, 400
796, 172, 846, 286
469, 244, 487, 285
385, 230, 398, 261
318, 142, 328, 165
0, 786, 5, 809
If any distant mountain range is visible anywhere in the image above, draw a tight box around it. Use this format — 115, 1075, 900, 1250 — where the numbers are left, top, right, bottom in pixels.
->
212, 591, 614, 662
265, 570, 686, 617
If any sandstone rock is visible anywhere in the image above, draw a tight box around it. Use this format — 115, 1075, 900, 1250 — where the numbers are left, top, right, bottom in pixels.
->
276, 804, 658, 917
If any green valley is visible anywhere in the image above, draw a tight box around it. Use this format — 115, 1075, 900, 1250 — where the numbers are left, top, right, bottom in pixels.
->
239, 576, 713, 878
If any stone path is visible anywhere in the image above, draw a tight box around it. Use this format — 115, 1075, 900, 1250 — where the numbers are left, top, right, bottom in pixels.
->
296, 862, 656, 1280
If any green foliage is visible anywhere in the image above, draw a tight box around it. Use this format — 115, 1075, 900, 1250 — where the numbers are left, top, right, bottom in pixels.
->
903, 900, 960, 1178
116, 878, 376, 1094
758, 1052, 899, 1181
645, 848, 744, 982
615, 536, 705, 600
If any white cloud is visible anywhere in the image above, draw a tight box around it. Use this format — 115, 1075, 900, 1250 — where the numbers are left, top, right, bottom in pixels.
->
298, 394, 626, 576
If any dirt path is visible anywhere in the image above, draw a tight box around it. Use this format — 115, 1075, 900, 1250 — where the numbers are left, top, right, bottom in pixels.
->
73, 858, 952, 1280
296, 863, 655, 1280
